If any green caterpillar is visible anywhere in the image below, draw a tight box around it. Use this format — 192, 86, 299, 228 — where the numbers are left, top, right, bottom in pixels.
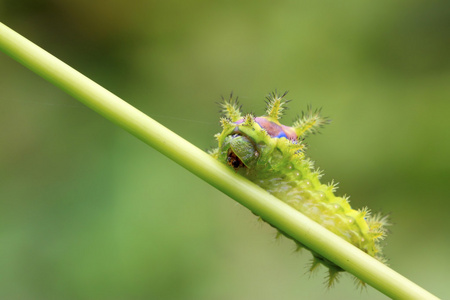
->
210, 91, 389, 286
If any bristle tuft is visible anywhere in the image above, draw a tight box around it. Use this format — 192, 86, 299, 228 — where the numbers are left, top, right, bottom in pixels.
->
326, 268, 341, 288
293, 105, 330, 138
220, 93, 242, 122
265, 90, 290, 120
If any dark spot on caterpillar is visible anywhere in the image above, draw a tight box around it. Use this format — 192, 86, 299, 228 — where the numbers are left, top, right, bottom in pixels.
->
227, 149, 246, 170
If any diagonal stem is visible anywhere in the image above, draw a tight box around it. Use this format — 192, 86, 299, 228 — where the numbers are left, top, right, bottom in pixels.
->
0, 22, 440, 300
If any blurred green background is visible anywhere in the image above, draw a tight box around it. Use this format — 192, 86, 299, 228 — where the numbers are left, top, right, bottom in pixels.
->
1, 1, 449, 299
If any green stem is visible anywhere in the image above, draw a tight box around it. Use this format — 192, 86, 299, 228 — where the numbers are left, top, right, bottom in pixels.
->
0, 22, 440, 300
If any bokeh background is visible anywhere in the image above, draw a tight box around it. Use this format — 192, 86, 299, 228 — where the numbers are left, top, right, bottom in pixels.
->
1, 1, 449, 299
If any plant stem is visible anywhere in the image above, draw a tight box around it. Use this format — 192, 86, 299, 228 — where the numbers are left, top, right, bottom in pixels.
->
0, 22, 440, 300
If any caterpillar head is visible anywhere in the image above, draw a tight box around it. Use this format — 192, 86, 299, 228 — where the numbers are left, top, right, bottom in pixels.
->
216, 115, 264, 171
214, 91, 329, 172
216, 116, 298, 171
222, 134, 258, 169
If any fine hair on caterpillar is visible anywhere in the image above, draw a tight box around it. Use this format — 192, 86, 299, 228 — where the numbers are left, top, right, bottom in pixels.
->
210, 91, 389, 287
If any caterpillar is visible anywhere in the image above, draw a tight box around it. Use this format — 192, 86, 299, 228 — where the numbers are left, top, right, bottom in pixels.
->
210, 91, 389, 287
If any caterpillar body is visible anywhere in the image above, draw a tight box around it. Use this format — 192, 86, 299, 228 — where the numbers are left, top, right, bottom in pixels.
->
210, 92, 389, 286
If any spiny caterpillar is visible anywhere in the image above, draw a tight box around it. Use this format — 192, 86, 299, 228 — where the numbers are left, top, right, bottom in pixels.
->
210, 91, 389, 286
